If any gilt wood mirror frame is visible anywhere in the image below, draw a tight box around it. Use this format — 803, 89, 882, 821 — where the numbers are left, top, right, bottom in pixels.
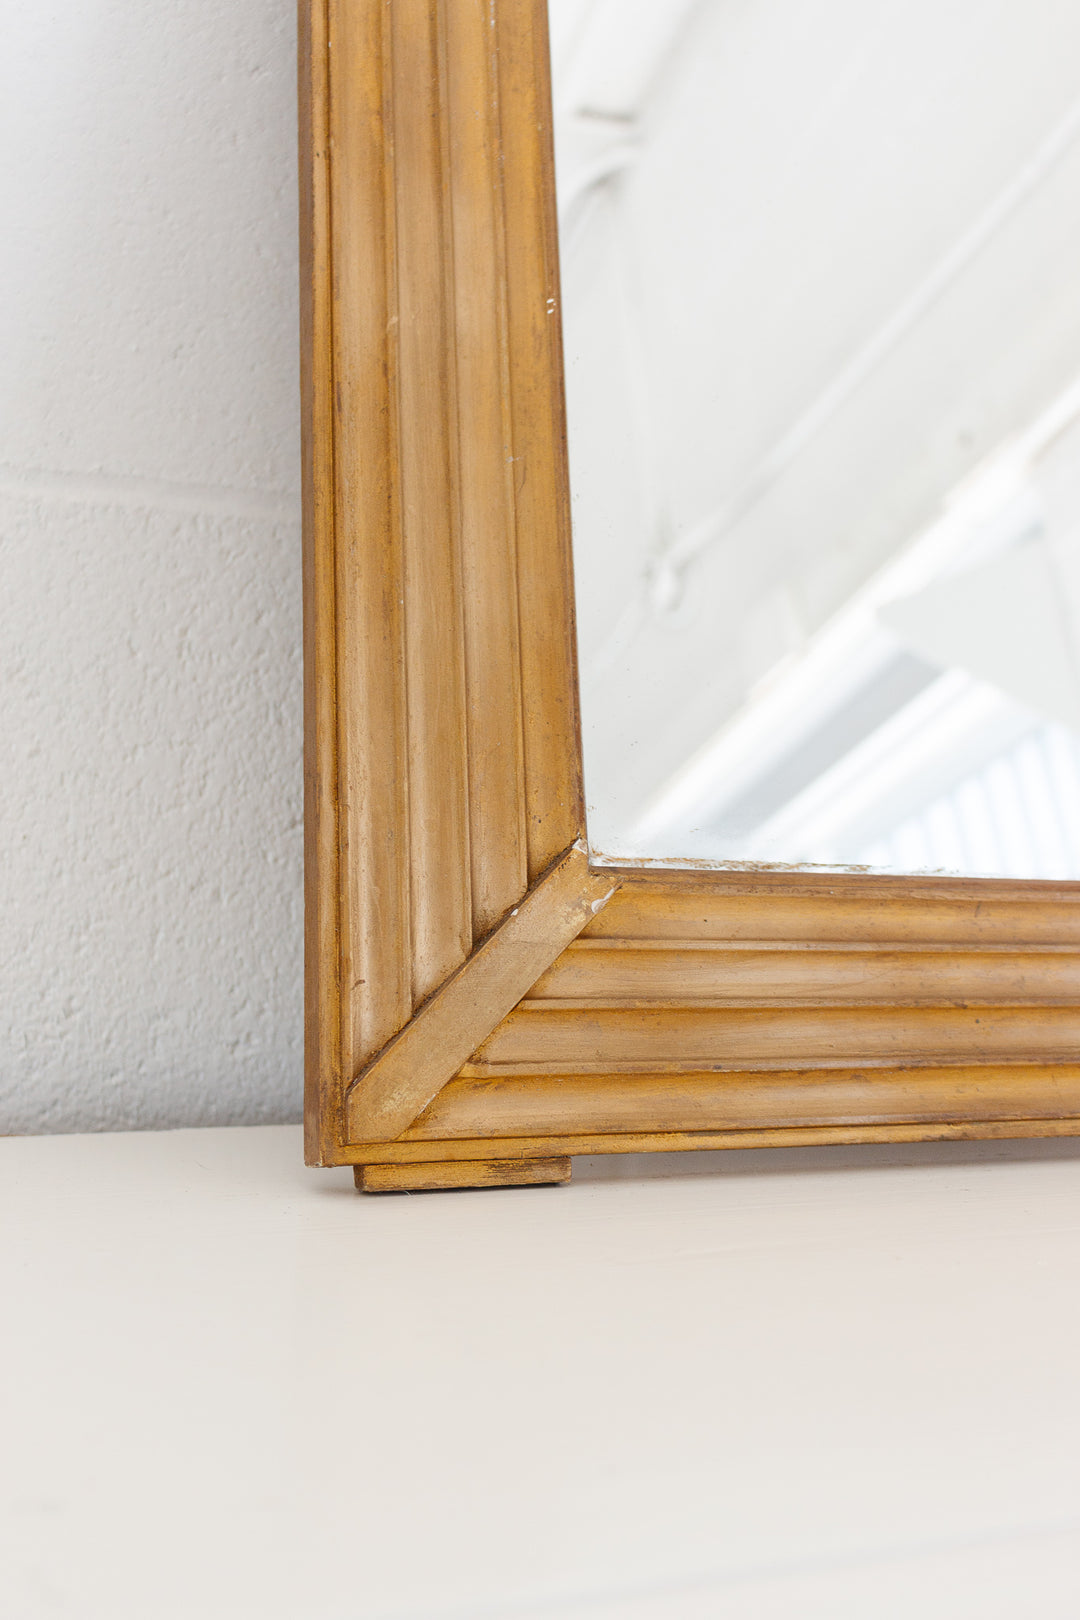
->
300, 0, 1080, 1191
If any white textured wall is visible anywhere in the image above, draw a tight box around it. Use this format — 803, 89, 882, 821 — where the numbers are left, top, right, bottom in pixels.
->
1, 2, 303, 1132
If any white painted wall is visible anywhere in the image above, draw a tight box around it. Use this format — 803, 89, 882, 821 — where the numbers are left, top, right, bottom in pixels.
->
1, 2, 302, 1132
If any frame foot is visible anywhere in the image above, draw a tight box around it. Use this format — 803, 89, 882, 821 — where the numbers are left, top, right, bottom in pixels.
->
354, 1157, 572, 1194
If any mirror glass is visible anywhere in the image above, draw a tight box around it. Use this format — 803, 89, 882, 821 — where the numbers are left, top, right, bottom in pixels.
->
551, 0, 1080, 877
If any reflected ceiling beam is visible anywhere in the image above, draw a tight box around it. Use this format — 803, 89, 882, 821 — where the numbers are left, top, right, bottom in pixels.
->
628, 427, 1060, 852
552, 0, 705, 231
553, 0, 705, 120
585, 87, 1080, 674
747, 671, 1038, 866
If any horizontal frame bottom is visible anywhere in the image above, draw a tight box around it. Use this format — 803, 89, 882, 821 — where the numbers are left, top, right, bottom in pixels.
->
332, 1116, 1080, 1168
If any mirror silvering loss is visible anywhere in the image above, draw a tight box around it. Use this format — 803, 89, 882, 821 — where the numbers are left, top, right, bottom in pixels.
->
553, 0, 1080, 878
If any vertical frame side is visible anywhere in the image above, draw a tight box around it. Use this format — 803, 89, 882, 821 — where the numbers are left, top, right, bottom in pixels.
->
299, 0, 342, 1164
303, 0, 592, 1167
327, 0, 416, 1132
392, 0, 474, 1005
496, 0, 587, 880
445, 0, 530, 939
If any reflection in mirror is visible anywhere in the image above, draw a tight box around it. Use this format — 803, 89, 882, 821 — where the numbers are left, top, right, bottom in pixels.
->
552, 0, 1080, 877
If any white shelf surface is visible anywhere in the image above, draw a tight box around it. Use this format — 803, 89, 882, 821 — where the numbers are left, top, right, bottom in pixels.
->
4, 1124, 1080, 1618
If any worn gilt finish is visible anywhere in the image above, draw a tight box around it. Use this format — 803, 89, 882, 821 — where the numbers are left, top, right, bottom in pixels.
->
300, 0, 1080, 1189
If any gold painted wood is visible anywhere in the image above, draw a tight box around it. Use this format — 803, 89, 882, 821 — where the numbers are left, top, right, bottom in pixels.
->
323, 0, 412, 1110
345, 845, 617, 1144
473, 1004, 1080, 1068
495, 0, 584, 881
334, 867, 1080, 1167
301, 0, 586, 1164
408, 1066, 1080, 1140
526, 944, 1080, 1006
301, 0, 1080, 1179
300, 0, 340, 1164
339, 1117, 1080, 1172
446, 0, 528, 939
355, 1157, 572, 1193
583, 869, 1080, 944
391, 0, 473, 1006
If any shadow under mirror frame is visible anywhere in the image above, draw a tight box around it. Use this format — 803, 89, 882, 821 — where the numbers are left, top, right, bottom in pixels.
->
300, 0, 1080, 1189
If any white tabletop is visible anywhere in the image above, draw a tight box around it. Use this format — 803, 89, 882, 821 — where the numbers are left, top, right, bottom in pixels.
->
3, 1125, 1080, 1618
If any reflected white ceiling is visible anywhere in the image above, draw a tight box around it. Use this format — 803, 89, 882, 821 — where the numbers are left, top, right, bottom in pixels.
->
552, 0, 1080, 869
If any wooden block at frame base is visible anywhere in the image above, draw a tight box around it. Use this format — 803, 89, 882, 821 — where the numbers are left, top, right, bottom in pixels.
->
354, 1157, 573, 1194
